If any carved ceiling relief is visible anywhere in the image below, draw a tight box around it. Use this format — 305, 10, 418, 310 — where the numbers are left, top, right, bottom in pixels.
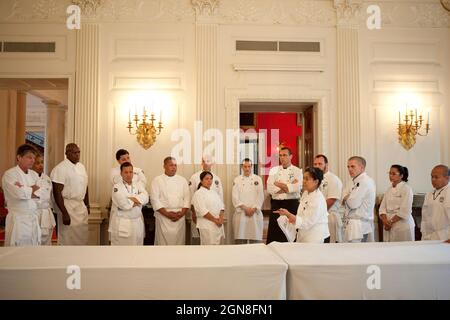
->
191, 0, 219, 17
0, 0, 449, 27
333, 0, 362, 27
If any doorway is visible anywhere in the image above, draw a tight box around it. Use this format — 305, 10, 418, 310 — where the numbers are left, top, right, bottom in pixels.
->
239, 101, 317, 242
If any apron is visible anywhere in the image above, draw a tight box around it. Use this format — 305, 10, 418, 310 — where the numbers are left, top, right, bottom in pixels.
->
6, 209, 41, 246
57, 198, 88, 245
154, 178, 186, 245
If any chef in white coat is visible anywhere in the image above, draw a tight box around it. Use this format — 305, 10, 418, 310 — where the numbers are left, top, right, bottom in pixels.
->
110, 162, 148, 245
421, 164, 450, 243
32, 153, 56, 245
110, 149, 147, 186
51, 143, 90, 245
313, 154, 343, 243
189, 154, 223, 240
2, 144, 41, 246
342, 156, 376, 243
192, 171, 225, 245
232, 158, 264, 244
150, 157, 190, 245
275, 167, 329, 243
379, 165, 415, 242
266, 147, 303, 244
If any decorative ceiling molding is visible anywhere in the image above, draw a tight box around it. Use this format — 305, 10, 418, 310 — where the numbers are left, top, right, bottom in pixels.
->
72, 0, 104, 17
334, 0, 362, 28
0, 0, 448, 28
191, 0, 219, 18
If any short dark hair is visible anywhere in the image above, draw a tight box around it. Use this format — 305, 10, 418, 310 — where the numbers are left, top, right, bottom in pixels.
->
16, 144, 37, 157
120, 161, 133, 172
348, 156, 366, 168
391, 164, 409, 182
242, 158, 252, 164
315, 154, 328, 164
116, 149, 129, 161
198, 171, 213, 190
304, 167, 324, 187
280, 147, 292, 155
433, 164, 449, 177
164, 156, 176, 165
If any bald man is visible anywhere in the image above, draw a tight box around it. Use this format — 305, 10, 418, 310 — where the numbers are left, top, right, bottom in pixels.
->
342, 156, 376, 243
421, 165, 450, 243
50, 143, 90, 245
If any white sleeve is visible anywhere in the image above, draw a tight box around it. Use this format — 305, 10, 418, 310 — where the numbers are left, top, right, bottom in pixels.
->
267, 167, 281, 196
150, 178, 164, 211
346, 182, 369, 210
295, 198, 322, 231
231, 178, 243, 209
379, 192, 387, 216
189, 175, 197, 197
136, 183, 149, 206
112, 186, 133, 210
256, 177, 265, 210
192, 191, 210, 217
326, 175, 342, 200
287, 168, 302, 194
182, 178, 191, 209
397, 185, 413, 220
50, 165, 65, 185
137, 169, 147, 187
2, 171, 32, 200
217, 177, 224, 203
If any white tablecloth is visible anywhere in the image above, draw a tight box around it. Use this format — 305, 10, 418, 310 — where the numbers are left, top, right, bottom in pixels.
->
0, 244, 287, 300
269, 241, 450, 300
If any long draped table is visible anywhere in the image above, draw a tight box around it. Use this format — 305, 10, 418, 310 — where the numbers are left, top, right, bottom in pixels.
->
268, 240, 450, 300
0, 244, 287, 300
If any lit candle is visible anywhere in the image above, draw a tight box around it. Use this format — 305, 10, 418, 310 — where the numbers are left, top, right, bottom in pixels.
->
427, 111, 430, 124
128, 109, 130, 122
160, 109, 162, 122
398, 111, 400, 125
415, 108, 417, 120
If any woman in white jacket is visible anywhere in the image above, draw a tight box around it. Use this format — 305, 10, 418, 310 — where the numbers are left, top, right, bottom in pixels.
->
192, 171, 225, 245
275, 167, 329, 243
379, 165, 415, 242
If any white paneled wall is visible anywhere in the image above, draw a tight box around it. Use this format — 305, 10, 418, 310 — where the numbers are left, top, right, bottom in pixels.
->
359, 25, 450, 193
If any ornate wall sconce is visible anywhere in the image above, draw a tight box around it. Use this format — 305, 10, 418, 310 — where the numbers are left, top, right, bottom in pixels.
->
127, 108, 163, 149
397, 107, 430, 150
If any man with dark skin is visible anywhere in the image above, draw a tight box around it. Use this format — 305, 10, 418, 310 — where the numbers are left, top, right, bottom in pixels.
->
51, 143, 90, 245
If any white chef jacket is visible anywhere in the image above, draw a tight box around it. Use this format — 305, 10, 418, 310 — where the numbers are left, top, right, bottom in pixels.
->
2, 166, 41, 246
50, 159, 89, 245
320, 171, 343, 242
267, 165, 303, 200
232, 174, 264, 241
192, 186, 225, 245
379, 181, 415, 242
343, 172, 376, 242
294, 189, 330, 243
110, 180, 148, 245
150, 174, 190, 245
421, 185, 450, 241
33, 172, 56, 245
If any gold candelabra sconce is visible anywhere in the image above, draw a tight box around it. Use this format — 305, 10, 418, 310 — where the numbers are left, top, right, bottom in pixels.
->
397, 107, 430, 150
127, 107, 163, 149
